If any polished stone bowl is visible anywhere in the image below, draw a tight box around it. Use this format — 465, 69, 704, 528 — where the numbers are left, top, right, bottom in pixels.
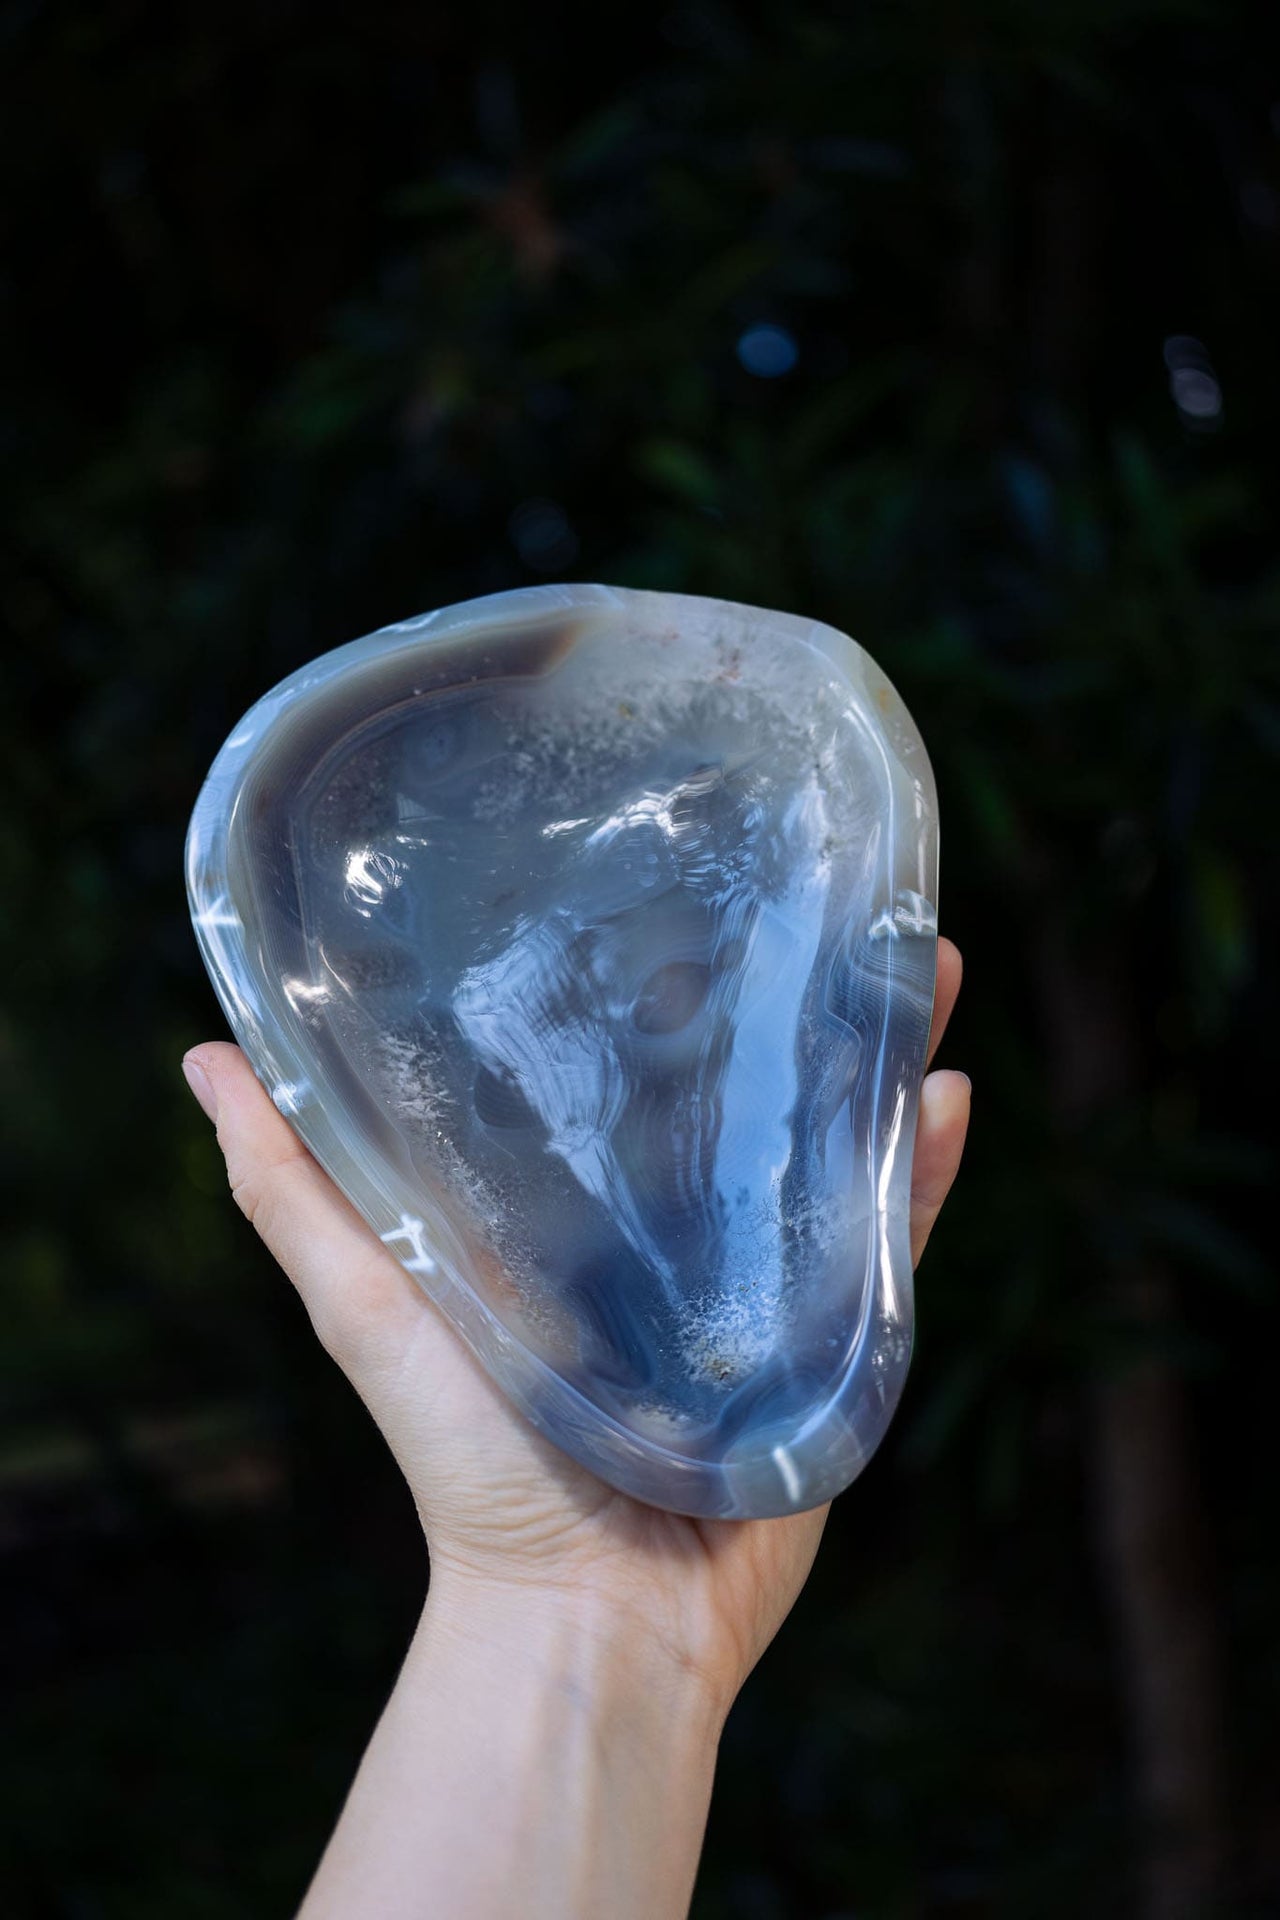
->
186, 585, 938, 1517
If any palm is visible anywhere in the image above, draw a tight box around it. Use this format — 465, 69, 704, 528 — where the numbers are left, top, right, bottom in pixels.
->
378, 1302, 828, 1691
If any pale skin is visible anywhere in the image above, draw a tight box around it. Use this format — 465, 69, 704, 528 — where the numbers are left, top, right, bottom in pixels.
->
182, 939, 969, 1920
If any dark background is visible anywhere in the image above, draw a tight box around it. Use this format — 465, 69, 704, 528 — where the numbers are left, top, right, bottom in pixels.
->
4, 3, 1279, 1916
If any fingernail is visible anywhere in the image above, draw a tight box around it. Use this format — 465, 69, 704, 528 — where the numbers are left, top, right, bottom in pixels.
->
182, 1054, 218, 1123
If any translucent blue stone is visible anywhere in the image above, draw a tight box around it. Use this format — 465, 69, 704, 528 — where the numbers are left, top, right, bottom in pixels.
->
186, 586, 938, 1516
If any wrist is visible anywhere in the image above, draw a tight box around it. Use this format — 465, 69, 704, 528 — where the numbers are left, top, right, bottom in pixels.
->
300, 1576, 726, 1920
393, 1574, 725, 1919
420, 1565, 734, 1738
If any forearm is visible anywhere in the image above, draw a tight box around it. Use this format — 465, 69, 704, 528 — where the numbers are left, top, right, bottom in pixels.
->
297, 1578, 727, 1920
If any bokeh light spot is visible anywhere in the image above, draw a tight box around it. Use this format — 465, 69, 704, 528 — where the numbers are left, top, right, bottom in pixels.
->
736, 324, 799, 378
1163, 335, 1224, 428
509, 498, 580, 572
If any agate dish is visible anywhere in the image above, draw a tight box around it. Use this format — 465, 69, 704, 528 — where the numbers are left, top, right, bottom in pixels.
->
186, 586, 938, 1517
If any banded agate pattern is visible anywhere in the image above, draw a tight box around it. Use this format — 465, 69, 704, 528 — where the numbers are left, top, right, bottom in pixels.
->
186, 586, 938, 1516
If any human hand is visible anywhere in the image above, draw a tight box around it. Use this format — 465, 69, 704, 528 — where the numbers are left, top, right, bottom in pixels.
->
182, 939, 968, 1721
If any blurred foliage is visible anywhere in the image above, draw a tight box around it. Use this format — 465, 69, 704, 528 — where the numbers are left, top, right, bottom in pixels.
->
2, 1, 1279, 1915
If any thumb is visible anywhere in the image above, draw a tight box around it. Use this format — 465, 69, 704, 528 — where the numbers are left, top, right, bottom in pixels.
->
181, 1042, 428, 1378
